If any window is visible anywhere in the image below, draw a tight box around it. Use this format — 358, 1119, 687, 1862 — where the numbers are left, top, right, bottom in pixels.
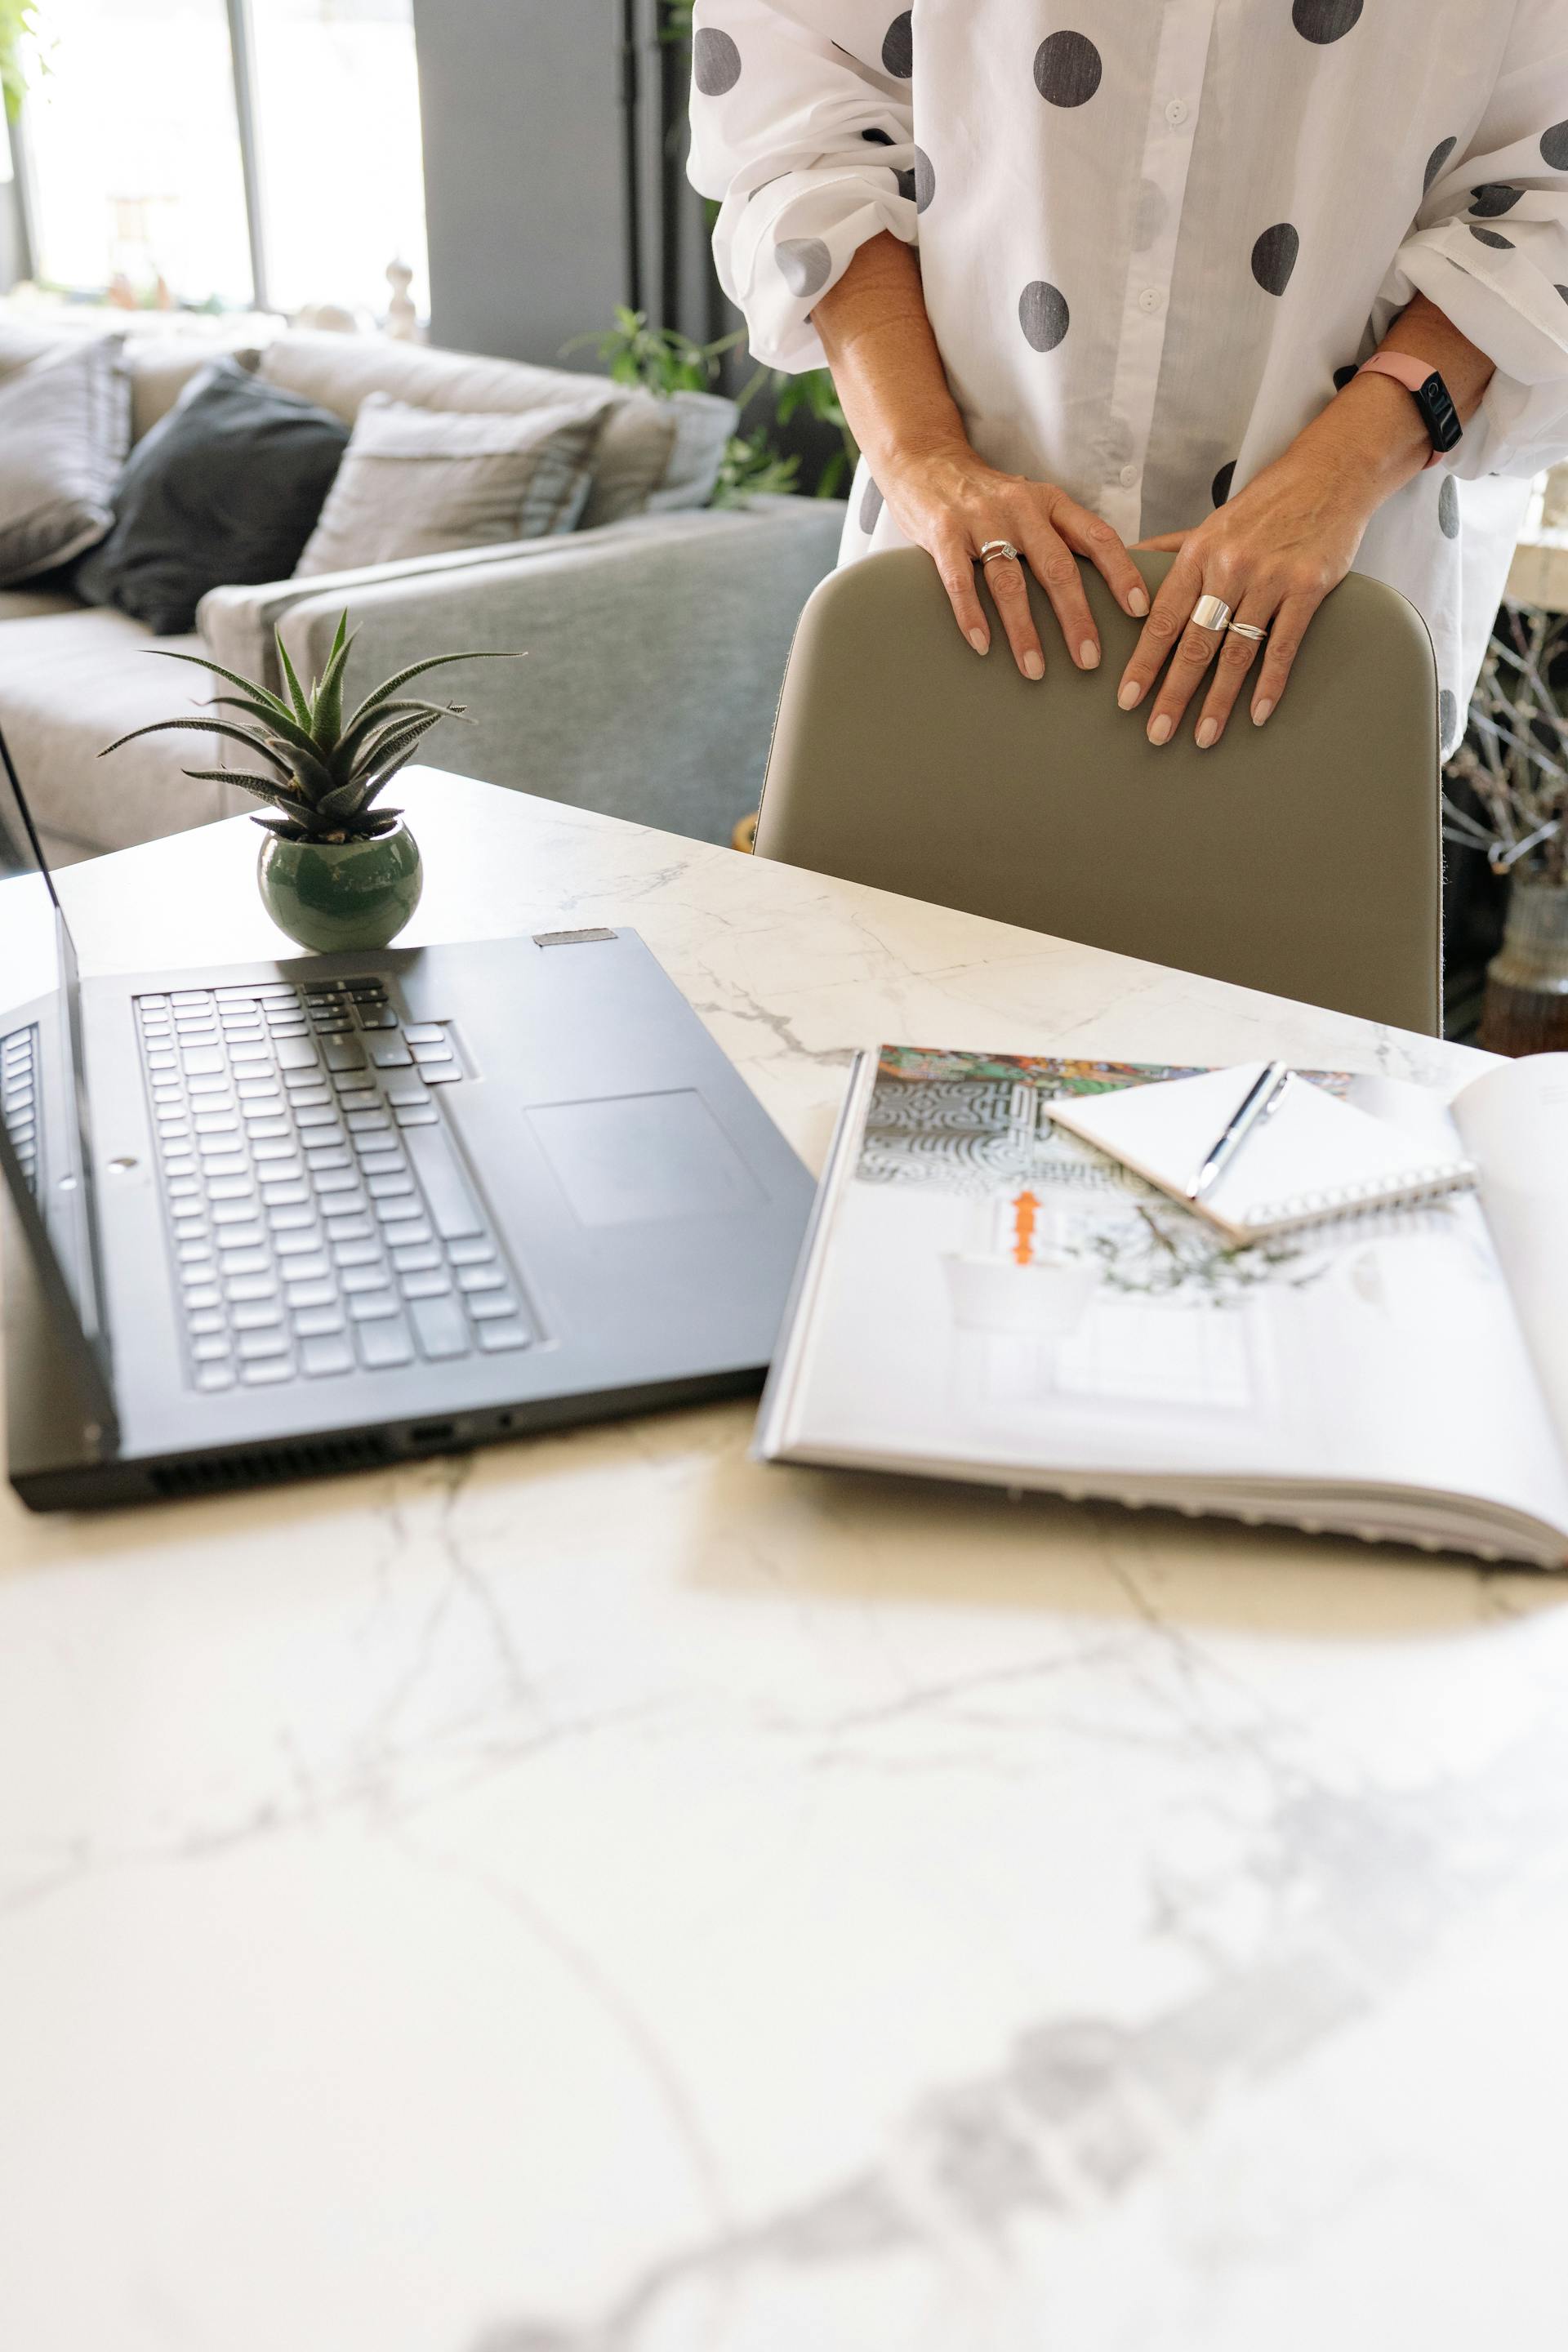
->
20, 0, 426, 318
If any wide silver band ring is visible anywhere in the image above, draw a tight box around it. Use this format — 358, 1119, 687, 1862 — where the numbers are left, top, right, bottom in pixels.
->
979, 539, 1021, 566
1192, 595, 1233, 633
1228, 621, 1269, 642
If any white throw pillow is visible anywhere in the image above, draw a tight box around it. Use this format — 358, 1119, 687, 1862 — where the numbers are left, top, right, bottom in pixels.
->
293, 391, 614, 578
0, 336, 131, 585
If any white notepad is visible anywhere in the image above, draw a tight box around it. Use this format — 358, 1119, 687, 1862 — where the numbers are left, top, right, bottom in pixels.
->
1045, 1062, 1477, 1241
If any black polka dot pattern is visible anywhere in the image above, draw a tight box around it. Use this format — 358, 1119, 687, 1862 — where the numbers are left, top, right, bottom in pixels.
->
1559, 285, 1568, 304
1423, 137, 1457, 197
1212, 461, 1237, 507
777, 237, 833, 298
881, 12, 913, 79
1251, 223, 1300, 296
860, 476, 884, 535
1543, 121, 1568, 172
1333, 363, 1359, 390
1439, 475, 1460, 539
913, 147, 936, 212
895, 167, 916, 203
861, 127, 894, 146
1033, 32, 1102, 108
693, 27, 742, 97
1292, 0, 1363, 42
1470, 183, 1522, 217
1469, 225, 1513, 250
1019, 281, 1070, 352
1439, 688, 1459, 751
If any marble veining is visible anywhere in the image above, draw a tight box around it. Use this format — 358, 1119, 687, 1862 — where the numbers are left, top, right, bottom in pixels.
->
1, 778, 1559, 2352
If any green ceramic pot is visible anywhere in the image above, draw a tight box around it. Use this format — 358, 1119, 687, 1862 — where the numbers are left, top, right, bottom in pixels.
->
257, 822, 424, 955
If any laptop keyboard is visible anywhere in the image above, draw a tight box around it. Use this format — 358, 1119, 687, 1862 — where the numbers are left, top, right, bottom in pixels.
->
1, 1021, 42, 1198
134, 976, 531, 1393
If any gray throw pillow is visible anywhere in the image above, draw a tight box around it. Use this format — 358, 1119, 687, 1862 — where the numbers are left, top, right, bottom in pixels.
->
292, 391, 614, 577
0, 337, 131, 585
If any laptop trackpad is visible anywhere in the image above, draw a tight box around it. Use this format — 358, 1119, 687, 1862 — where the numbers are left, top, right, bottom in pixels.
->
526, 1089, 764, 1227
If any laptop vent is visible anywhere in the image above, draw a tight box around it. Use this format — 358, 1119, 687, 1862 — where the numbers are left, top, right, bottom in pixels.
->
149, 1431, 394, 1499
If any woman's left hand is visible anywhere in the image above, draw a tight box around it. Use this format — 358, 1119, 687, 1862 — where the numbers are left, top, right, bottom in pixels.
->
1116, 434, 1386, 749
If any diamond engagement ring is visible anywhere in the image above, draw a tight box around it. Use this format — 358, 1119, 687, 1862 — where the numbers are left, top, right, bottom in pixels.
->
1192, 595, 1233, 632
979, 540, 1021, 565
1228, 620, 1269, 641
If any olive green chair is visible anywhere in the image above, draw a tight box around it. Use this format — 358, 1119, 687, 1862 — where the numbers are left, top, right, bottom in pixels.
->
754, 548, 1441, 1034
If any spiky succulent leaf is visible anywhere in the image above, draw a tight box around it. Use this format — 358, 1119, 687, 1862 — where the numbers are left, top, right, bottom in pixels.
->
334, 698, 466, 782
310, 614, 354, 748
342, 650, 520, 739
251, 813, 309, 839
180, 769, 321, 824
343, 710, 448, 800
147, 647, 299, 729
275, 635, 314, 730
99, 716, 297, 773
209, 700, 338, 792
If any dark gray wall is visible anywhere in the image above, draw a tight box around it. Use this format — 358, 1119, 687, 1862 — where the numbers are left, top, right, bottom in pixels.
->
412, 0, 628, 367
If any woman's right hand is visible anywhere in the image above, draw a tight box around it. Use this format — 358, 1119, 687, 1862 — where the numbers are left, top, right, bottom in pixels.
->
881, 441, 1151, 679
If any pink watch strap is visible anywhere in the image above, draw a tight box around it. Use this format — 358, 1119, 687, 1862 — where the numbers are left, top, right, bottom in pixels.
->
1354, 353, 1445, 467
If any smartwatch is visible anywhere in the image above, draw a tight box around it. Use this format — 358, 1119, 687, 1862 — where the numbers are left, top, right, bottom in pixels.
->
1353, 352, 1463, 467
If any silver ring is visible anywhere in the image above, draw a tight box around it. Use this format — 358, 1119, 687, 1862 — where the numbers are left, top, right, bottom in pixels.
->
1192, 595, 1233, 633
1228, 620, 1268, 642
979, 539, 1020, 566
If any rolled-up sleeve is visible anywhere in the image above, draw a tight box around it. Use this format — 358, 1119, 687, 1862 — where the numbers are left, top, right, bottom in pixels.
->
687, 1, 919, 373
1378, 10, 1568, 479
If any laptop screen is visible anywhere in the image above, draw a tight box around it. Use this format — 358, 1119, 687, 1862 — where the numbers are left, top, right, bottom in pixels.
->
0, 726, 116, 1427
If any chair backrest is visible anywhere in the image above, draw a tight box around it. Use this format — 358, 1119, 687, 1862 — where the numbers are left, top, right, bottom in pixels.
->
755, 547, 1441, 1034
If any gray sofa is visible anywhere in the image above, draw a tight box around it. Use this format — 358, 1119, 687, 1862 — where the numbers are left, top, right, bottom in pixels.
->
0, 328, 844, 864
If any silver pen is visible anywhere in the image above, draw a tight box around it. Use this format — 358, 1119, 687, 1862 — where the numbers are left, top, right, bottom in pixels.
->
1186, 1061, 1290, 1205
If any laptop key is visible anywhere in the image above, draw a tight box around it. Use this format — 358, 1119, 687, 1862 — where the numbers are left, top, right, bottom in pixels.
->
274, 1040, 319, 1070
193, 1336, 231, 1363
355, 1315, 414, 1370
333, 1240, 384, 1269
423, 1067, 461, 1086
341, 1263, 391, 1294
390, 1241, 442, 1273
400, 1125, 483, 1240
225, 1275, 278, 1303
476, 1321, 530, 1353
282, 1252, 332, 1284
196, 1364, 237, 1392
268, 1205, 317, 1235
401, 1267, 452, 1300
188, 1308, 225, 1337
323, 1212, 375, 1242
220, 1245, 270, 1275
368, 1040, 412, 1068
394, 1104, 439, 1127
293, 1304, 346, 1338
323, 1039, 367, 1071
241, 1357, 294, 1386
348, 1290, 399, 1321
385, 1082, 430, 1108
368, 1172, 414, 1200
301, 1334, 354, 1377
185, 1284, 223, 1311
314, 1167, 363, 1197
467, 1291, 520, 1323
410, 1293, 470, 1360
231, 1301, 283, 1332
447, 1237, 494, 1267
285, 1276, 337, 1311
275, 1228, 327, 1258
359, 1150, 407, 1178
457, 1264, 506, 1295
401, 1023, 445, 1046
261, 1179, 310, 1207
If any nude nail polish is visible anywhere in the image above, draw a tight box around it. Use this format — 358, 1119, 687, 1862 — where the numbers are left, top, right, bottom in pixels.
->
1128, 589, 1150, 617
1253, 698, 1274, 726
1118, 681, 1143, 711
1023, 652, 1045, 680
1196, 719, 1218, 750
1080, 640, 1100, 670
969, 629, 988, 655
1148, 715, 1173, 746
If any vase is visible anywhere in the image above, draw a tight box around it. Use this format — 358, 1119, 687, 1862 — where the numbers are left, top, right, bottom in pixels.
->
1478, 874, 1568, 1056
256, 822, 424, 956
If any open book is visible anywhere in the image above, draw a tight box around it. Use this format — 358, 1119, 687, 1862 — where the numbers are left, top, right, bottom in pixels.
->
755, 1049, 1568, 1569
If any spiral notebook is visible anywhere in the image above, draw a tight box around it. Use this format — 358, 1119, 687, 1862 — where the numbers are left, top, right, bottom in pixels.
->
755, 1048, 1568, 1569
1044, 1062, 1477, 1241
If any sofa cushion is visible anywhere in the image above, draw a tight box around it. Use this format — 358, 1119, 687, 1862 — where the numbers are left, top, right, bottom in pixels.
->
0, 586, 82, 621
0, 608, 245, 854
0, 336, 131, 585
123, 338, 264, 443
295, 390, 612, 577
74, 359, 350, 637
258, 331, 734, 531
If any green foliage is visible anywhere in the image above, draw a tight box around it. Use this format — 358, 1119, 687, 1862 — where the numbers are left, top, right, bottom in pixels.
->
758, 364, 858, 500
99, 616, 521, 843
0, 0, 41, 120
563, 305, 743, 399
710, 434, 802, 506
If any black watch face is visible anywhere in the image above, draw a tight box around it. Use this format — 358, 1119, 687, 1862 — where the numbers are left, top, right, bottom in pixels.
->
1419, 371, 1463, 453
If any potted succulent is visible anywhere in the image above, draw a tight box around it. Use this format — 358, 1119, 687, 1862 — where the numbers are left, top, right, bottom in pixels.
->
101, 616, 514, 953
1444, 601, 1568, 1054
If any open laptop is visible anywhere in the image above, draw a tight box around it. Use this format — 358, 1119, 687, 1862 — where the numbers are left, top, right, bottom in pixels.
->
0, 729, 813, 1508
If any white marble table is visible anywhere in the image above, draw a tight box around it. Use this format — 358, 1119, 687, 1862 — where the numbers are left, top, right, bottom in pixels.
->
3, 774, 1565, 2352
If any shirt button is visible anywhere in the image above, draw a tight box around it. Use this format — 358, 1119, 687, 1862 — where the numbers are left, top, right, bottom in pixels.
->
1120, 464, 1140, 490
1165, 98, 1189, 127
1138, 287, 1165, 315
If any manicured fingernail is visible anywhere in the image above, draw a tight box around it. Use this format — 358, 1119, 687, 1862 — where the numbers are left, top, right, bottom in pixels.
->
1196, 719, 1218, 750
1147, 715, 1173, 746
1080, 640, 1100, 670
1118, 680, 1143, 710
1023, 652, 1045, 680
1253, 698, 1274, 726
969, 629, 988, 656
1128, 588, 1150, 617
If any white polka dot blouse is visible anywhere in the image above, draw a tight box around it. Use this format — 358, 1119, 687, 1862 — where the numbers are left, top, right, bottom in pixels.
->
688, 1, 1568, 749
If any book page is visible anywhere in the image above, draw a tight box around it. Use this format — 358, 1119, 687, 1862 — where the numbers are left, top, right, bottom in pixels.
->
771, 1051, 1568, 1554
1450, 1054, 1568, 1450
